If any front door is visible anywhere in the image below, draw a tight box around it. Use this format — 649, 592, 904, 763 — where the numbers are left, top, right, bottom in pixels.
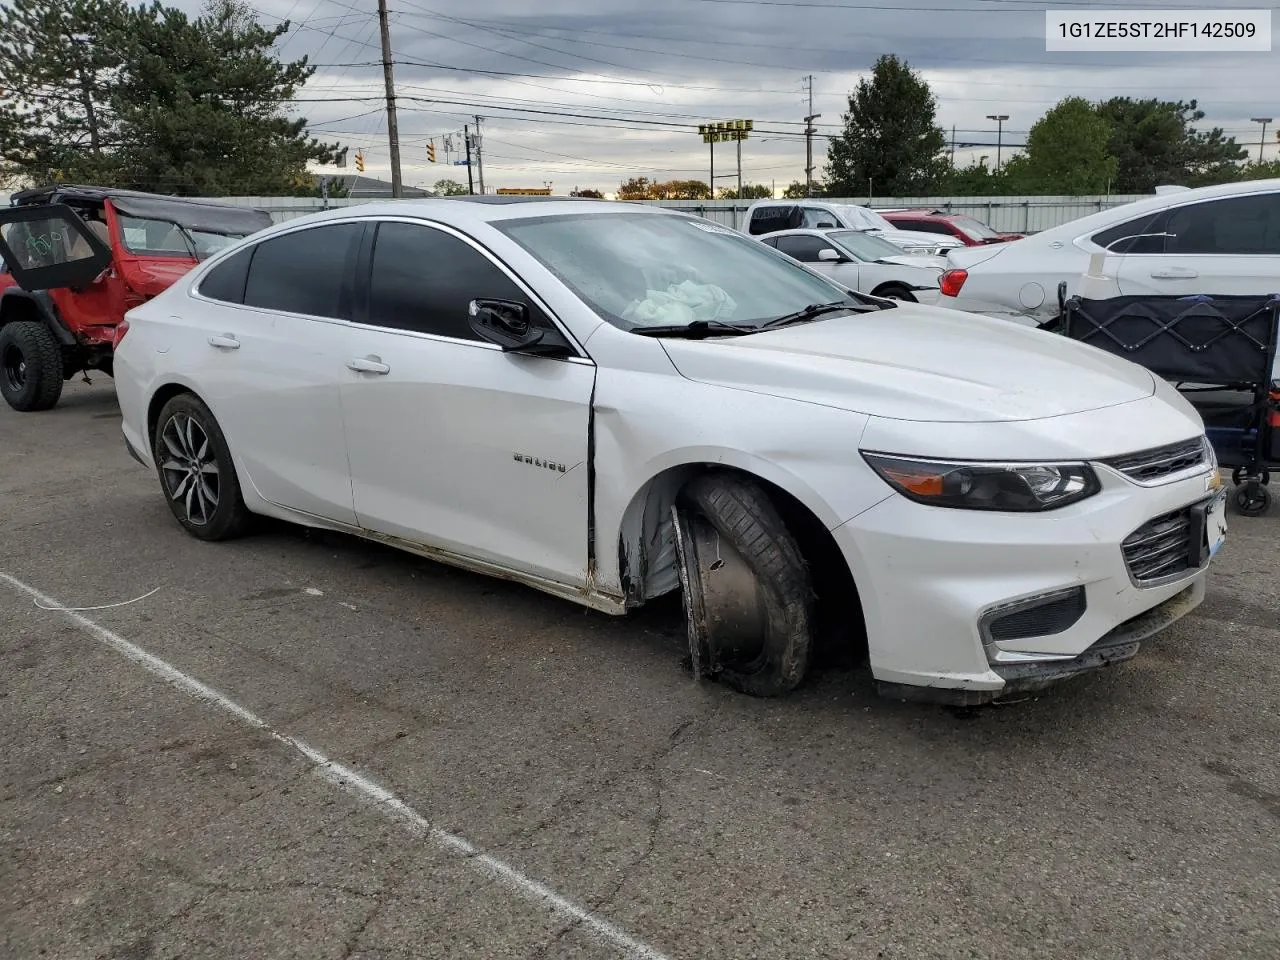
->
340, 219, 595, 586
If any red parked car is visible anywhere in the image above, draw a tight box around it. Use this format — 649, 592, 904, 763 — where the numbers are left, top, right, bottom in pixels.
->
880, 209, 1024, 247
0, 185, 272, 411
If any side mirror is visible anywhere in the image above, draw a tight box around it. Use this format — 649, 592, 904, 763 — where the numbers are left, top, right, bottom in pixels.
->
815, 221, 836, 229
817, 248, 842, 262
468, 298, 543, 351
467, 298, 575, 357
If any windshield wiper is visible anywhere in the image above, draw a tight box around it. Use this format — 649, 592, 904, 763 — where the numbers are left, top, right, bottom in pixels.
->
629, 319, 753, 339
758, 300, 862, 329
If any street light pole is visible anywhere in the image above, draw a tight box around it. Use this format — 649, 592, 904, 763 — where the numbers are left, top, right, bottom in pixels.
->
987, 114, 1009, 173
1251, 118, 1272, 164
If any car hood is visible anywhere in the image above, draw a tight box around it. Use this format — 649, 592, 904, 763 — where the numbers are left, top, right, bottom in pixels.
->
660, 304, 1156, 423
877, 228, 962, 250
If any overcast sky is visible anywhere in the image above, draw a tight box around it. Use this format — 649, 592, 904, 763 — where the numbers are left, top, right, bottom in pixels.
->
218, 0, 1280, 195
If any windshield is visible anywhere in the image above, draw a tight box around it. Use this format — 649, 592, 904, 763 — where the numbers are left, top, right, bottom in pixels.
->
497, 212, 856, 330
117, 214, 248, 258
949, 215, 1003, 240
827, 230, 913, 261
832, 204, 894, 232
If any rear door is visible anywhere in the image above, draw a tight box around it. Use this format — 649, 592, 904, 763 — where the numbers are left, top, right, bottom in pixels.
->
1112, 192, 1280, 298
0, 203, 111, 291
183, 221, 362, 525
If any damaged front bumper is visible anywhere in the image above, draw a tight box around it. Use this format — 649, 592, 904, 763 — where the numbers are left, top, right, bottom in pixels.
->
873, 577, 1205, 705
832, 464, 1221, 705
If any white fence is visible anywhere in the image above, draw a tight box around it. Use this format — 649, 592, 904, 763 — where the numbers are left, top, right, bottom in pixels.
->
217, 193, 1151, 234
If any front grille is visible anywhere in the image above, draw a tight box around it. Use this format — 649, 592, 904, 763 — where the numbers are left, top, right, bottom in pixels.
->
987, 588, 1087, 642
1122, 507, 1194, 583
1102, 437, 1208, 484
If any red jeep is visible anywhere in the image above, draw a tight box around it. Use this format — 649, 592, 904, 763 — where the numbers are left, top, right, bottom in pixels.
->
0, 185, 272, 411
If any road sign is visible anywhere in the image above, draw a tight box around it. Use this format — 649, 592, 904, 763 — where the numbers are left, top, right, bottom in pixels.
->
453, 159, 471, 166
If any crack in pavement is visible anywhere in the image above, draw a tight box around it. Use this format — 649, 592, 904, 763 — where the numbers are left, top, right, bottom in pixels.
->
530, 712, 709, 958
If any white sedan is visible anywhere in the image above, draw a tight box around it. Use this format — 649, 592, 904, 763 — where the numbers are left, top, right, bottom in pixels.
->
757, 228, 944, 303
105, 198, 1225, 703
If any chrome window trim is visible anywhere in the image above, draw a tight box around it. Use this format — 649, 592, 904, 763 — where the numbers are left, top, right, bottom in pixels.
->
187, 213, 593, 364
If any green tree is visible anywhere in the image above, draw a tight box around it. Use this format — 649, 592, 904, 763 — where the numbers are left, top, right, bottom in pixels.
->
1096, 97, 1246, 191
653, 179, 711, 199
825, 54, 947, 196
937, 157, 1022, 196
717, 183, 772, 199
781, 180, 814, 199
0, 0, 130, 183
109, 0, 339, 195
432, 178, 468, 196
617, 176, 656, 199
1004, 96, 1117, 195
1238, 159, 1280, 180
570, 187, 604, 198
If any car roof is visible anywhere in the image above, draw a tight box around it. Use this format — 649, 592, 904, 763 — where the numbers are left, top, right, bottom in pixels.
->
1030, 176, 1280, 242
9, 183, 264, 211
249, 197, 684, 235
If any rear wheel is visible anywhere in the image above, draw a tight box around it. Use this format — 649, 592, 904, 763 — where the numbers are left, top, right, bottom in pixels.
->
0, 321, 64, 412
152, 393, 252, 540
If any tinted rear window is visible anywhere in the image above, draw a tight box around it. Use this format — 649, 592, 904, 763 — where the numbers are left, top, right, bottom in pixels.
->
242, 223, 362, 318
198, 248, 252, 304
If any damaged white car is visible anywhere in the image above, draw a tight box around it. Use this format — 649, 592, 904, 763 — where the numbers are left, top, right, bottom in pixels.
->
111, 198, 1226, 704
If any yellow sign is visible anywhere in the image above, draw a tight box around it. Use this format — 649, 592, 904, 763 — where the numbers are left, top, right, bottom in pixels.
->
698, 120, 753, 144
496, 187, 552, 196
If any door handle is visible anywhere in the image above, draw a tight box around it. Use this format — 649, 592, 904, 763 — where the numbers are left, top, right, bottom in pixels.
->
347, 356, 390, 374
1150, 268, 1198, 280
208, 334, 240, 349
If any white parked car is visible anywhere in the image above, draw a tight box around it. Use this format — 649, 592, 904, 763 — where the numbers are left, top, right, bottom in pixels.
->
745, 199, 963, 256
758, 228, 944, 303
105, 198, 1225, 704
938, 178, 1280, 326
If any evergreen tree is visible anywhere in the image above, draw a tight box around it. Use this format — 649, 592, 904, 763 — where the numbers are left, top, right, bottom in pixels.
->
109, 0, 339, 195
825, 54, 947, 196
0, 0, 130, 182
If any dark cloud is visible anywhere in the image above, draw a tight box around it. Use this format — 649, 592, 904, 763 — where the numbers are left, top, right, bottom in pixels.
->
182, 0, 1279, 193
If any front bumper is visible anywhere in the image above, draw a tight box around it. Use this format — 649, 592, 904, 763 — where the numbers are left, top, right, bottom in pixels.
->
833, 465, 1221, 703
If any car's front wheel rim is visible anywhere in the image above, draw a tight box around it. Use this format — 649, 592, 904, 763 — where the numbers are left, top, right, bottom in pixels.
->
1, 345, 25, 391
160, 413, 220, 525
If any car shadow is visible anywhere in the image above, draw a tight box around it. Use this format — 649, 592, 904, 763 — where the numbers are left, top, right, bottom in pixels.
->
242, 516, 1156, 741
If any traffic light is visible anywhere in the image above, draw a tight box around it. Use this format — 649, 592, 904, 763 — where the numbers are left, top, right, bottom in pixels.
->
427, 141, 437, 163
354, 150, 366, 173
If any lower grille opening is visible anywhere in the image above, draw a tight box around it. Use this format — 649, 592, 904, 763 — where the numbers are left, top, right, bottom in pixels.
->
986, 587, 1087, 642
1123, 507, 1193, 583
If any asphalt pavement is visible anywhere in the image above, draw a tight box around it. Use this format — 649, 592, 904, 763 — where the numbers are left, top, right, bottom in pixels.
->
2, 380, 1278, 960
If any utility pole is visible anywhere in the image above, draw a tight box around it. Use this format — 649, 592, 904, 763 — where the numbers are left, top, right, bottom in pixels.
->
949, 125, 956, 166
986, 114, 1009, 173
474, 116, 486, 195
464, 123, 474, 195
803, 75, 820, 198
375, 0, 403, 198
736, 134, 743, 197
1251, 117, 1272, 163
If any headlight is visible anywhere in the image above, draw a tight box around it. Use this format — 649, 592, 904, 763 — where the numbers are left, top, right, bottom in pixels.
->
862, 452, 1101, 512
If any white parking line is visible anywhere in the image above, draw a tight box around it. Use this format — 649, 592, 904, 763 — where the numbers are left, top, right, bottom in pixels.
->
1, 571, 672, 960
